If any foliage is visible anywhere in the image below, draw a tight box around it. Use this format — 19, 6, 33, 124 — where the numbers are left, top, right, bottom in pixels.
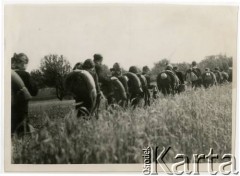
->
173, 62, 190, 73
150, 55, 233, 81
198, 55, 232, 72
150, 58, 169, 80
30, 69, 45, 89
12, 84, 232, 164
39, 54, 72, 100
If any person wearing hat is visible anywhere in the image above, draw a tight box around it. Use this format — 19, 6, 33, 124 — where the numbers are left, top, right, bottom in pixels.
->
73, 62, 83, 70
190, 61, 202, 87
202, 67, 216, 88
93, 53, 107, 83
11, 53, 38, 135
165, 64, 173, 71
93, 54, 110, 113
142, 65, 158, 97
191, 61, 201, 77
142, 66, 151, 88
129, 65, 151, 106
165, 63, 176, 79
93, 53, 111, 89
111, 62, 122, 77
142, 66, 157, 101
83, 59, 100, 96
173, 66, 185, 86
110, 62, 129, 104
129, 66, 140, 74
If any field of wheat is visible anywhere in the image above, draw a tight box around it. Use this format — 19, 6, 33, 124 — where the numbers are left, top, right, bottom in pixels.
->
11, 84, 232, 164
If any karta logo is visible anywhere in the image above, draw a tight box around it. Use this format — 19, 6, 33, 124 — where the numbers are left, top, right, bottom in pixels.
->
142, 147, 238, 175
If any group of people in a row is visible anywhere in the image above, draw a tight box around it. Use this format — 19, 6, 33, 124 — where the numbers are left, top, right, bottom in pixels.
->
11, 52, 232, 135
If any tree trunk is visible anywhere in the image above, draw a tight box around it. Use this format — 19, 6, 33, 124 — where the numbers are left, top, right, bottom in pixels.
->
56, 86, 63, 101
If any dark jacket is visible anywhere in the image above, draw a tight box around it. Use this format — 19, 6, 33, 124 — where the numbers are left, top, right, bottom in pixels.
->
142, 74, 151, 88
11, 70, 38, 134
87, 69, 100, 94
15, 70, 38, 96
192, 67, 202, 78
95, 64, 109, 84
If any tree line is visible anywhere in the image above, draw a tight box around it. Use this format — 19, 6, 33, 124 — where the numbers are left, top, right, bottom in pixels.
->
30, 54, 233, 100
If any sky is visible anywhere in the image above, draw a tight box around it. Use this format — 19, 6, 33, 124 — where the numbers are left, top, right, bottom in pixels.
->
4, 4, 238, 72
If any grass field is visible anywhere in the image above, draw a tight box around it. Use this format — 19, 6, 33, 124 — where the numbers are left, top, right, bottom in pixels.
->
12, 84, 232, 164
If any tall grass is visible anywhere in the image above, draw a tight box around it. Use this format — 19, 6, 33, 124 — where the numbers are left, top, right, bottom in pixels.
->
12, 84, 232, 164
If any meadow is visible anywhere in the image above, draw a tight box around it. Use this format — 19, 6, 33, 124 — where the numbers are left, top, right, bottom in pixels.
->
12, 84, 232, 164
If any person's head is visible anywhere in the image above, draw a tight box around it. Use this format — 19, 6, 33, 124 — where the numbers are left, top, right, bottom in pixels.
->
192, 61, 197, 67
214, 67, 219, 71
111, 62, 122, 76
205, 68, 210, 72
129, 66, 139, 74
166, 64, 173, 71
173, 66, 178, 71
83, 59, 95, 70
93, 54, 103, 65
11, 53, 29, 70
73, 62, 83, 70
142, 66, 150, 74
113, 62, 121, 71
110, 68, 114, 73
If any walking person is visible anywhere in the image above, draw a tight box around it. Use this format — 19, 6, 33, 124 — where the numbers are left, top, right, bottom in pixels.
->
11, 53, 38, 136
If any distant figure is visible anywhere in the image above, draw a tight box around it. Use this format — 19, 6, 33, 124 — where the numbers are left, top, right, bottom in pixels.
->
173, 66, 184, 84
66, 58, 100, 117
111, 62, 122, 76
165, 64, 173, 71
142, 66, 158, 99
128, 66, 148, 106
142, 66, 151, 87
11, 53, 38, 135
220, 69, 229, 83
82, 59, 100, 97
213, 67, 223, 84
157, 64, 180, 95
65, 61, 97, 117
191, 61, 202, 78
93, 54, 111, 107
124, 71, 143, 108
93, 54, 108, 84
202, 68, 216, 88
173, 66, 185, 93
185, 61, 202, 88
111, 62, 129, 101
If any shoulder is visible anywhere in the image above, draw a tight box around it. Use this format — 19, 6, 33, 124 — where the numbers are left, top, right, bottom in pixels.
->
15, 70, 30, 80
95, 65, 102, 70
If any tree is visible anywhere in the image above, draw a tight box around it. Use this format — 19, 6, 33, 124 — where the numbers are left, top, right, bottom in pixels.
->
40, 54, 71, 100
150, 58, 169, 80
198, 54, 232, 72
30, 69, 45, 89
173, 62, 190, 73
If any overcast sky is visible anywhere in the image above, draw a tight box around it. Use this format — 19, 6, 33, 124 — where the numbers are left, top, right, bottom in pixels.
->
5, 4, 238, 72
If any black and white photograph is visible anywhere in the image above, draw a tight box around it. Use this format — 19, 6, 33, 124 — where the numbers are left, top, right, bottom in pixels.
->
3, 1, 239, 174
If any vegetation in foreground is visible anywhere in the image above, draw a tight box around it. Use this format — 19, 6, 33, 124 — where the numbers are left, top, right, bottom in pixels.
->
12, 84, 232, 164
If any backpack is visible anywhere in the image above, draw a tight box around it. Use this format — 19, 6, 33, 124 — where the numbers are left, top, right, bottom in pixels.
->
192, 68, 201, 78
